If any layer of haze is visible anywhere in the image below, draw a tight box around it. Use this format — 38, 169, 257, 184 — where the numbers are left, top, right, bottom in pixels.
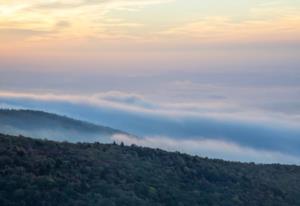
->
1, 91, 300, 164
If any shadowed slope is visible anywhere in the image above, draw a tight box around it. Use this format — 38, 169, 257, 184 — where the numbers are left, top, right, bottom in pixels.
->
0, 109, 128, 143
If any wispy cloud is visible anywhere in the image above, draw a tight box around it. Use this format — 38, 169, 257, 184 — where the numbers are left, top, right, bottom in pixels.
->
0, 0, 172, 42
159, 13, 300, 44
1, 0, 300, 48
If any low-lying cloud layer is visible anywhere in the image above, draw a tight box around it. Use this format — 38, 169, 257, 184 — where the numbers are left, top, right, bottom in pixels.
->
1, 91, 300, 164
112, 134, 300, 165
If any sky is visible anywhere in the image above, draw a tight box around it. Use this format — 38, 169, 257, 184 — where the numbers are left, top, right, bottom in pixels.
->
1, 0, 300, 164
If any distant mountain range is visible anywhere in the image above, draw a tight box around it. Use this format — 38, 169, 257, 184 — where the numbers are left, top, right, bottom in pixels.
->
0, 109, 129, 143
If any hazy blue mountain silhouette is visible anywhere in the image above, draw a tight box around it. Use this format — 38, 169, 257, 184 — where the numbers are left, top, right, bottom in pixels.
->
0, 109, 128, 143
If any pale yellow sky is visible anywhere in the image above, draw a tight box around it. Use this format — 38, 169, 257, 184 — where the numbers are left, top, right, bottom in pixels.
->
0, 0, 299, 76
1, 0, 300, 53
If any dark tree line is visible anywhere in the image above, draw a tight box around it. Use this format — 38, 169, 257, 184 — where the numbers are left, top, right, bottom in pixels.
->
0, 133, 300, 206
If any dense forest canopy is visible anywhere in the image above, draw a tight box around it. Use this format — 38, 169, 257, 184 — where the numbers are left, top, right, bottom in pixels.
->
0, 133, 300, 206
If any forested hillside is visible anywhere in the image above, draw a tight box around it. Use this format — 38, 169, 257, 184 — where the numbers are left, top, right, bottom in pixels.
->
1, 133, 300, 206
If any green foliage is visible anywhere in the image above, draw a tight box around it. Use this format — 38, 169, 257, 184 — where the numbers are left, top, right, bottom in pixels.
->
0, 133, 300, 206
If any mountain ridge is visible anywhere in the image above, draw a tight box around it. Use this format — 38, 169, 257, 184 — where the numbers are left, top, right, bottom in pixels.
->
0, 109, 130, 143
